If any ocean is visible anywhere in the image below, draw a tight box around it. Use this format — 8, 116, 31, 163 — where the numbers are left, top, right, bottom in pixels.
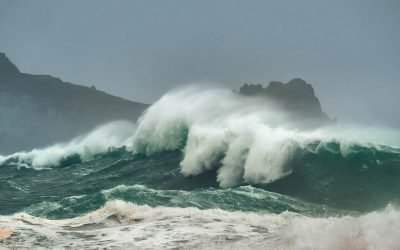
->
1, 88, 400, 249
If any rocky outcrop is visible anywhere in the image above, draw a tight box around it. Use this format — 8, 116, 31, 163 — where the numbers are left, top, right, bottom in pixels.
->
239, 78, 333, 125
0, 53, 148, 154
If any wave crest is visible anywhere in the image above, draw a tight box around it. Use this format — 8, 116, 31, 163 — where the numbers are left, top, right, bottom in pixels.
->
1, 87, 400, 189
132, 87, 400, 187
0, 121, 136, 169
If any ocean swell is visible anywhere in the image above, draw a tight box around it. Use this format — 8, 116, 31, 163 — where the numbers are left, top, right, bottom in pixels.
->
1, 87, 400, 190
131, 87, 400, 188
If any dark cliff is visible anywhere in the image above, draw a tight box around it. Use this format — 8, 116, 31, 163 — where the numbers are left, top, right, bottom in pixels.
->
0, 53, 148, 154
239, 78, 332, 125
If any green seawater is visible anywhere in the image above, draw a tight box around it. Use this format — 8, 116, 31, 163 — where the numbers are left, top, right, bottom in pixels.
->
1, 142, 400, 220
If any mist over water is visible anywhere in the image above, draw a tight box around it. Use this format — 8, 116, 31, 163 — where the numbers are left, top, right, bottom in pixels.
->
3, 86, 399, 182
1, 0, 399, 247
132, 87, 400, 187
1, 86, 400, 249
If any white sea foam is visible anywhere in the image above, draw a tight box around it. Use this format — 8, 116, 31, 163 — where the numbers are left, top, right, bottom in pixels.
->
1, 87, 399, 186
1, 200, 400, 249
0, 121, 136, 169
132, 87, 400, 187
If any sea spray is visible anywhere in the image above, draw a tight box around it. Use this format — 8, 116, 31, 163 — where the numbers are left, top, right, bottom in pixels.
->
1, 87, 400, 190
2, 200, 400, 249
1, 87, 400, 249
0, 121, 136, 169
132, 87, 400, 187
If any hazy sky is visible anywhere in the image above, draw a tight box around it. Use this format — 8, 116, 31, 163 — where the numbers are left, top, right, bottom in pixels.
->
0, 0, 399, 126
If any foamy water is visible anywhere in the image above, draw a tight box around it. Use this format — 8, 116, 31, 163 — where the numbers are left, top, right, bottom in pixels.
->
1, 200, 399, 249
1, 87, 400, 249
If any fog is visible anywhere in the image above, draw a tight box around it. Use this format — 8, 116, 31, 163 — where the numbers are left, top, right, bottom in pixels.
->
0, 0, 399, 127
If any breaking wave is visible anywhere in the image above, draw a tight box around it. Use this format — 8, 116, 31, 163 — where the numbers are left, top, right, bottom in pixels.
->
132, 88, 400, 188
1, 87, 400, 193
1, 87, 400, 249
0, 121, 136, 169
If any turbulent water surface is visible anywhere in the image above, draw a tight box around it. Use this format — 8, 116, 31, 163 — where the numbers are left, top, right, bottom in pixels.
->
1, 88, 400, 249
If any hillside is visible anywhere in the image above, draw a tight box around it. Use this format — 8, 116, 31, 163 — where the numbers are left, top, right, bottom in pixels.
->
0, 53, 148, 154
